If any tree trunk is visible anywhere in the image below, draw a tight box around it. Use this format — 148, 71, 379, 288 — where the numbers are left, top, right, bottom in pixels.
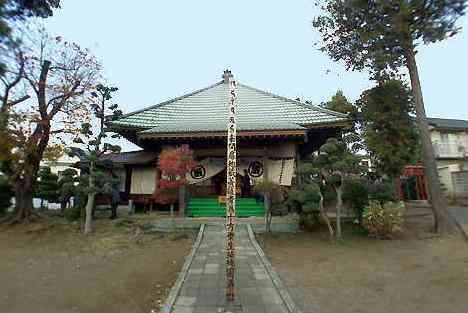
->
12, 175, 35, 222
405, 47, 454, 234
84, 192, 95, 234
394, 176, 402, 201
335, 186, 343, 239
84, 162, 96, 234
318, 192, 334, 241
60, 198, 68, 214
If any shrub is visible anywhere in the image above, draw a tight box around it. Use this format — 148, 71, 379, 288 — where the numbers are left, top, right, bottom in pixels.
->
287, 184, 322, 230
362, 201, 405, 238
287, 184, 321, 212
343, 178, 369, 222
0, 176, 13, 215
368, 180, 395, 203
64, 206, 81, 221
321, 183, 336, 204
254, 181, 288, 215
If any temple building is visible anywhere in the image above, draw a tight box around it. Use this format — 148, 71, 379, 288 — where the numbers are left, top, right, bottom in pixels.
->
107, 71, 350, 216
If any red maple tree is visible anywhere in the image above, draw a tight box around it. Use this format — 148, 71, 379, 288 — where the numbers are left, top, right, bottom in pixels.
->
152, 145, 197, 205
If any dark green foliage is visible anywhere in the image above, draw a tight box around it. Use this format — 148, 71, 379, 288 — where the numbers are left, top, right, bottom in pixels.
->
0, 175, 13, 214
74, 84, 121, 231
313, 0, 467, 79
76, 84, 122, 158
343, 178, 369, 222
289, 160, 324, 215
36, 167, 59, 204
76, 166, 117, 197
3, 1, 60, 19
0, 0, 61, 75
312, 137, 365, 238
64, 205, 81, 221
318, 91, 363, 154
288, 183, 322, 214
401, 176, 420, 200
287, 161, 324, 230
0, 0, 60, 41
313, 0, 464, 233
320, 183, 336, 204
368, 180, 396, 204
320, 90, 356, 115
58, 168, 78, 210
314, 137, 364, 181
357, 80, 420, 178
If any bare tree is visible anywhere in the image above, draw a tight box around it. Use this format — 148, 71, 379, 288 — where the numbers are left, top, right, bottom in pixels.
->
0, 27, 100, 223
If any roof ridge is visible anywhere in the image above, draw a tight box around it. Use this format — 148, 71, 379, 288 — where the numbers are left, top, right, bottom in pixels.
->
115, 80, 225, 121
428, 117, 468, 122
237, 83, 349, 119
105, 150, 145, 155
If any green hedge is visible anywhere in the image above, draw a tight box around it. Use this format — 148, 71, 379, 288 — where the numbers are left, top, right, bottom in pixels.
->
0, 176, 13, 215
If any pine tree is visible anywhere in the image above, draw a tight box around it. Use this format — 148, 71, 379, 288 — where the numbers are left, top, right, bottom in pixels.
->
312, 137, 363, 239
357, 80, 421, 182
36, 167, 59, 208
313, 0, 467, 233
58, 168, 78, 212
74, 84, 122, 234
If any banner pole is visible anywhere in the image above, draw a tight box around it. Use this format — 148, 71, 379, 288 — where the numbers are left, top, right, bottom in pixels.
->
225, 71, 237, 301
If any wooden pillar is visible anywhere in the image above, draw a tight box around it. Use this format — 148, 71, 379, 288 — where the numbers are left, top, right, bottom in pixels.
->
179, 185, 186, 216
295, 144, 302, 187
263, 147, 271, 232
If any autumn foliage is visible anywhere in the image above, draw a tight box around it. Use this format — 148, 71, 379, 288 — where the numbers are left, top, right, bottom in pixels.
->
152, 145, 197, 205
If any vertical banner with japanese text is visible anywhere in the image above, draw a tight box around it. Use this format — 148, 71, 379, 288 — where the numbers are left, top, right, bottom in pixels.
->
225, 75, 237, 301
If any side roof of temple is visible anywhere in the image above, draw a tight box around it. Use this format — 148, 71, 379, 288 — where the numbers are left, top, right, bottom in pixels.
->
108, 72, 350, 140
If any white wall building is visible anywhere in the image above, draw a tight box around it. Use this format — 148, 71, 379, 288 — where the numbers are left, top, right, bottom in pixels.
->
428, 118, 468, 199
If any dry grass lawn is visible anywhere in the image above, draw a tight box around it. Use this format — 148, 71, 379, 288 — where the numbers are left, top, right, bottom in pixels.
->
0, 213, 194, 313
259, 215, 468, 313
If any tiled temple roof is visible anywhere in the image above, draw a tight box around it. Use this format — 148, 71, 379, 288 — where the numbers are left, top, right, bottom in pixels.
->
428, 118, 468, 131
110, 75, 349, 138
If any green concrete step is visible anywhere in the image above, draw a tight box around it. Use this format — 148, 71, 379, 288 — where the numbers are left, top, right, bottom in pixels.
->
186, 197, 265, 217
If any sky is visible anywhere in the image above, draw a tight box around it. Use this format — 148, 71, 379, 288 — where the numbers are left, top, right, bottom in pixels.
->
44, 0, 468, 151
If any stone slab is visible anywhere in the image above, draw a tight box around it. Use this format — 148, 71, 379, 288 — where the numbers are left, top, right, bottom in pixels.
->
162, 223, 301, 313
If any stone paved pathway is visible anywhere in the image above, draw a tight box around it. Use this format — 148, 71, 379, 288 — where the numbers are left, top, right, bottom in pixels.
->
171, 224, 291, 313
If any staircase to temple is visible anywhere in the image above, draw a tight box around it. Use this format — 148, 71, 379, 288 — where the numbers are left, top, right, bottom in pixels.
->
186, 197, 265, 217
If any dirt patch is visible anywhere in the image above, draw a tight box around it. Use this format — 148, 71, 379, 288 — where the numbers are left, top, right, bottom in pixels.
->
0, 214, 194, 313
258, 215, 468, 313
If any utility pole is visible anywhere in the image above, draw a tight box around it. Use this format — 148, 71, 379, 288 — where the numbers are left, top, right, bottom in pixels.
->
224, 70, 237, 301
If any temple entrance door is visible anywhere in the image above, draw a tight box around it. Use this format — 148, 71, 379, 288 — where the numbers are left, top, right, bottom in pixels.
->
212, 169, 246, 196
212, 169, 226, 196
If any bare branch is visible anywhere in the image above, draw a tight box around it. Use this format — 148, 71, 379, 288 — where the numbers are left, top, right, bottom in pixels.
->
6, 95, 31, 107
1, 53, 26, 110
47, 81, 82, 108
48, 81, 82, 118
